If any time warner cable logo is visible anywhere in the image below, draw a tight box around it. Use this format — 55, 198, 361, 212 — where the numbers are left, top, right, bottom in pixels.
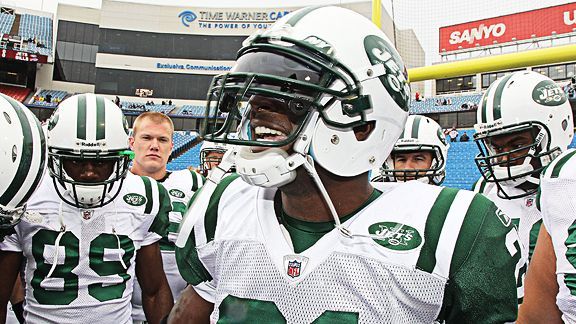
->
178, 11, 197, 27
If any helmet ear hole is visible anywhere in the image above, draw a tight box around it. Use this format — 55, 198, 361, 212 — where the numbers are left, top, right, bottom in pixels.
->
353, 121, 375, 141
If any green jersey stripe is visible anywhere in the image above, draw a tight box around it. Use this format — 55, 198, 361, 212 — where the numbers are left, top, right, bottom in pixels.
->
189, 169, 200, 191
448, 194, 492, 276
411, 115, 422, 139
551, 150, 576, 178
149, 182, 171, 236
18, 112, 46, 206
416, 187, 459, 273
204, 174, 240, 242
491, 74, 514, 120
95, 96, 106, 140
141, 176, 153, 214
77, 94, 87, 140
0, 95, 34, 206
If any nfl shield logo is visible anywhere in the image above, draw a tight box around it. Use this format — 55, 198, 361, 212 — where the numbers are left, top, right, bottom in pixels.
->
82, 210, 93, 220
525, 198, 534, 208
287, 260, 301, 278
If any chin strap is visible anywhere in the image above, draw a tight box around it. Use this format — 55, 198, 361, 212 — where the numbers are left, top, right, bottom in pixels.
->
176, 147, 237, 248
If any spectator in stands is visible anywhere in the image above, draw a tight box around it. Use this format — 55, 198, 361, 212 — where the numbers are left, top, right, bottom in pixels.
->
162, 101, 166, 105
372, 115, 449, 185
168, 100, 172, 105
415, 92, 421, 102
449, 127, 458, 142
471, 71, 573, 317
114, 96, 120, 107
459, 131, 469, 142
128, 112, 205, 323
45, 94, 51, 103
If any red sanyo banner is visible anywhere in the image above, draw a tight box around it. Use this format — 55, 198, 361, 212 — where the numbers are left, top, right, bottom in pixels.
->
0, 48, 48, 63
439, 3, 576, 53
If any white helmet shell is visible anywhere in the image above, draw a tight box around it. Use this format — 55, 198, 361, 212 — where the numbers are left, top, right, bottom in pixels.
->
0, 94, 46, 228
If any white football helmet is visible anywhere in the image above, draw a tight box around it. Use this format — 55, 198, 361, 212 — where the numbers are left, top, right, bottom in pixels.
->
0, 94, 46, 229
474, 70, 573, 199
378, 115, 449, 185
47, 93, 132, 208
202, 6, 410, 187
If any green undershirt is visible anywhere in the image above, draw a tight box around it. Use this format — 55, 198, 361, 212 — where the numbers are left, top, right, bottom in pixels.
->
278, 189, 382, 253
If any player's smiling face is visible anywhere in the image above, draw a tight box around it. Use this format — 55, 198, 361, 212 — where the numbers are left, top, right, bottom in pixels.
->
247, 95, 300, 153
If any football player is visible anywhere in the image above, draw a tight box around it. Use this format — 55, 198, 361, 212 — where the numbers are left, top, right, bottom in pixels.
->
170, 6, 522, 323
472, 71, 573, 302
518, 142, 576, 319
128, 112, 204, 323
373, 115, 449, 185
0, 94, 173, 324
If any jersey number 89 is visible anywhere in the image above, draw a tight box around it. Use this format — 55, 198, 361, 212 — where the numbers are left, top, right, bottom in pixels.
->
31, 229, 135, 305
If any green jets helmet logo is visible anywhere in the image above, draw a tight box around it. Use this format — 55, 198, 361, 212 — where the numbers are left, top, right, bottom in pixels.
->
169, 189, 185, 198
123, 193, 146, 206
368, 221, 422, 251
303, 36, 334, 56
364, 35, 410, 111
48, 110, 59, 131
532, 80, 567, 106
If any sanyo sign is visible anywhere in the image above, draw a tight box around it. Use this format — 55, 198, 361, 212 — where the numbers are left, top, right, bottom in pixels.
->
449, 23, 506, 45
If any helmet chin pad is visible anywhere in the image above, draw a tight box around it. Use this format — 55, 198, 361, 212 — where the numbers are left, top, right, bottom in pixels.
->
235, 147, 298, 188
64, 183, 109, 208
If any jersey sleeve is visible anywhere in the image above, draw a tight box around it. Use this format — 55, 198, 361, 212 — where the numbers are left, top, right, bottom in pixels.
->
175, 174, 240, 287
439, 194, 522, 323
141, 180, 172, 246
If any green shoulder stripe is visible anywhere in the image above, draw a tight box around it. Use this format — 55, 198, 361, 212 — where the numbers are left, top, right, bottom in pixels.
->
141, 176, 154, 214
204, 174, 240, 243
550, 150, 576, 179
471, 177, 487, 193
189, 169, 205, 192
175, 224, 213, 285
148, 182, 171, 236
416, 187, 459, 273
448, 194, 494, 276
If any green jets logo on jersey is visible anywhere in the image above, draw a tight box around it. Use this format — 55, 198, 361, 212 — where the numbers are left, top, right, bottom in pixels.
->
169, 189, 185, 198
532, 80, 567, 106
368, 221, 422, 251
364, 35, 410, 111
123, 193, 146, 206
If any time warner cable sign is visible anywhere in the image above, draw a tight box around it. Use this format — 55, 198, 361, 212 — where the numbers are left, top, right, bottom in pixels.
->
178, 9, 292, 30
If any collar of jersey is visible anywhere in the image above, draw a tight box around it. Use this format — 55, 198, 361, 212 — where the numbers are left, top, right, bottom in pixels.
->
277, 188, 382, 234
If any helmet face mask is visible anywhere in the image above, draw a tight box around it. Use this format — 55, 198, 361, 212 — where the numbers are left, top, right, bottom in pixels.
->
201, 6, 410, 186
48, 150, 131, 208
204, 35, 370, 150
474, 71, 574, 199
47, 94, 131, 209
382, 146, 445, 184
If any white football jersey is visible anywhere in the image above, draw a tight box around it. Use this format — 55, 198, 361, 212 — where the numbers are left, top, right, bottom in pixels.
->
131, 169, 204, 321
472, 177, 542, 302
176, 176, 522, 323
0, 172, 171, 324
539, 148, 576, 323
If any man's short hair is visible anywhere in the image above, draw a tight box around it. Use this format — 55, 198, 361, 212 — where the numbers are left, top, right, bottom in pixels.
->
132, 111, 174, 137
